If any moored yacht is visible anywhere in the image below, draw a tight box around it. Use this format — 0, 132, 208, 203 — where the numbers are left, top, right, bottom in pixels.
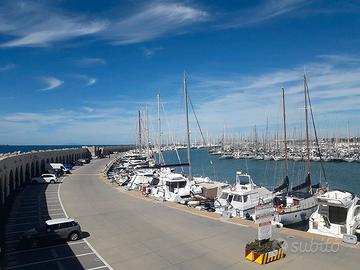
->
215, 171, 273, 219
127, 169, 157, 190
308, 190, 360, 240
150, 172, 191, 202
272, 84, 319, 226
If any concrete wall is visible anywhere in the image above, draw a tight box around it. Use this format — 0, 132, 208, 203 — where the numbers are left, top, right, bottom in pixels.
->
0, 148, 90, 208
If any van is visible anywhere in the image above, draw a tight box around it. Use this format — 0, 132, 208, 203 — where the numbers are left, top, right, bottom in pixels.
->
45, 163, 70, 174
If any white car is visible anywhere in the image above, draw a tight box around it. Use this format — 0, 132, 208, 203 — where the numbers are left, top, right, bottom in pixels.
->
31, 174, 59, 184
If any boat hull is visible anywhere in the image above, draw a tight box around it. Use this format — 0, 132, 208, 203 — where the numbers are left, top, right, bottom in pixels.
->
277, 206, 317, 226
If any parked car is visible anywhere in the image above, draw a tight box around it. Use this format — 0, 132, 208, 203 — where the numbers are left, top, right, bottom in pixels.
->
46, 168, 64, 178
73, 160, 83, 166
64, 163, 73, 170
21, 218, 82, 243
31, 174, 60, 184
78, 159, 90, 164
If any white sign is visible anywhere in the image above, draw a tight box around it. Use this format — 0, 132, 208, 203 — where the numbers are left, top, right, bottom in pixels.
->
258, 221, 272, 240
267, 249, 278, 258
255, 204, 274, 224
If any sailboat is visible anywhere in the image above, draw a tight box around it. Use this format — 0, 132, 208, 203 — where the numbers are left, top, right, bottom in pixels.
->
272, 83, 317, 226
150, 75, 196, 202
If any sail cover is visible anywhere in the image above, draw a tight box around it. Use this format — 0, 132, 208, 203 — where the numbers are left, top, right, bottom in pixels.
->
274, 175, 289, 193
292, 173, 311, 191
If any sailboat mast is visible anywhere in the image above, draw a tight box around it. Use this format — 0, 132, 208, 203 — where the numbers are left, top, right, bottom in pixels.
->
184, 74, 193, 180
304, 74, 311, 174
347, 120, 350, 154
282, 87, 289, 177
157, 93, 162, 164
138, 110, 142, 153
146, 104, 150, 158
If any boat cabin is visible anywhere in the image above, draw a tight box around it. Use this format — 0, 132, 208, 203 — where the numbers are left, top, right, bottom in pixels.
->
308, 190, 360, 239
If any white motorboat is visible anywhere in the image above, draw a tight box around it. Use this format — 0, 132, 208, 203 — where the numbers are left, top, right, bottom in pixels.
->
215, 171, 273, 219
150, 172, 192, 202
308, 190, 360, 240
127, 169, 157, 190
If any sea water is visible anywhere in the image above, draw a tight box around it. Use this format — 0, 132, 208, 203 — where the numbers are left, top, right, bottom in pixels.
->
161, 148, 360, 196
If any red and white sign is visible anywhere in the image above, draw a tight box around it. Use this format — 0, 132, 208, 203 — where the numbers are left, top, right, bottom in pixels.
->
255, 204, 274, 224
258, 221, 272, 240
255, 204, 274, 240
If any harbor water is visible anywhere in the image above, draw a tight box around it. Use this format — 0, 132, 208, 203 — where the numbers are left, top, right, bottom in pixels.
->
161, 148, 360, 196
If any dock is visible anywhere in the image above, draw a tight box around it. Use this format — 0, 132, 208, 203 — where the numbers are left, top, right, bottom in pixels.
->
57, 156, 359, 269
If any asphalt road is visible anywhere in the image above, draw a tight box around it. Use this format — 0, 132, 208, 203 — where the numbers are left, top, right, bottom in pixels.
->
59, 156, 359, 270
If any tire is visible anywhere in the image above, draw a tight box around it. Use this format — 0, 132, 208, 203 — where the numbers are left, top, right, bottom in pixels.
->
69, 232, 80, 241
50, 180, 55, 184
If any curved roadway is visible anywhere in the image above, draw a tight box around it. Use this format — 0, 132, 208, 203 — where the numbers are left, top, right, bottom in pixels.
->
60, 156, 359, 270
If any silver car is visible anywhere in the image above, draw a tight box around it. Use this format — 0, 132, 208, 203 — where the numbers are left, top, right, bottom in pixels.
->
21, 218, 82, 243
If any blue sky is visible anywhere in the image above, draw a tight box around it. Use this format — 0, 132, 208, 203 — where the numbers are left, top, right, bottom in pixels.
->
1, 0, 360, 145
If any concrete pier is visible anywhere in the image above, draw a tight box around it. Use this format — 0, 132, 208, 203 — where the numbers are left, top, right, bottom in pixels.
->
59, 156, 359, 270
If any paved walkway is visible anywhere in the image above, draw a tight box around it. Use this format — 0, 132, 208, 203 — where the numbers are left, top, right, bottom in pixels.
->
59, 156, 359, 270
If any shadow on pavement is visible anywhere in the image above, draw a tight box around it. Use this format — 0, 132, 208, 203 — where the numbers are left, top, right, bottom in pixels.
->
2, 183, 103, 270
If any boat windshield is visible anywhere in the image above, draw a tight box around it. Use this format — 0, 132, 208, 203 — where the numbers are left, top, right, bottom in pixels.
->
220, 192, 228, 200
166, 181, 186, 192
329, 206, 348, 225
237, 175, 250, 185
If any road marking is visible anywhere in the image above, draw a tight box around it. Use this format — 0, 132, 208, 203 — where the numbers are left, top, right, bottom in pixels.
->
58, 182, 114, 270
6, 252, 95, 269
47, 207, 64, 211
71, 173, 102, 176
7, 221, 39, 226
86, 266, 108, 270
8, 213, 65, 220
6, 241, 86, 255
6, 230, 27, 234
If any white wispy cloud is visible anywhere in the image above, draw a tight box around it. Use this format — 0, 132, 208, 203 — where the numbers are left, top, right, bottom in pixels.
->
0, 107, 136, 144
142, 46, 162, 57
154, 54, 360, 139
317, 54, 360, 64
0, 1, 107, 47
0, 1, 209, 47
104, 2, 209, 45
83, 106, 95, 113
0, 63, 16, 72
74, 74, 97, 86
39, 76, 64, 91
78, 57, 106, 66
219, 0, 310, 29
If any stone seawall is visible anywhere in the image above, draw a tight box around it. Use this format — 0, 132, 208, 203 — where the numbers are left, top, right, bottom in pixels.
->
0, 148, 90, 207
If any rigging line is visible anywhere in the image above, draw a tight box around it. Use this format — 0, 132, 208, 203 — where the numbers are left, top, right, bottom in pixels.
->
305, 76, 328, 184
160, 102, 183, 171
188, 94, 217, 179
188, 95, 206, 145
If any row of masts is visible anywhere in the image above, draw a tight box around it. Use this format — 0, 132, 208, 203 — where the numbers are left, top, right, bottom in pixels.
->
135, 74, 194, 180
